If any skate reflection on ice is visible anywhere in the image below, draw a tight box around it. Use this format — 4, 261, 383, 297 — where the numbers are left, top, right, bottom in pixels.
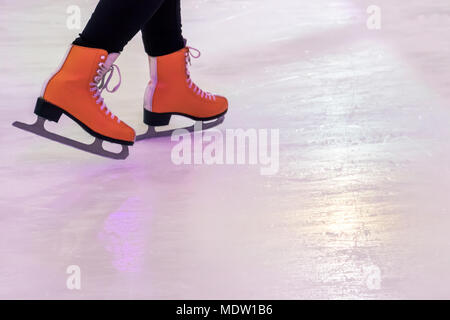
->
136, 115, 225, 141
98, 197, 145, 273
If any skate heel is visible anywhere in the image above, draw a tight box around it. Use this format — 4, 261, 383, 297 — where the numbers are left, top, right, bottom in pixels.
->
143, 109, 172, 126
34, 98, 64, 122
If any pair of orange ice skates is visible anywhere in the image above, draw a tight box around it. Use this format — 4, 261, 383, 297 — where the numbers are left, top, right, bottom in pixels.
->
14, 44, 228, 159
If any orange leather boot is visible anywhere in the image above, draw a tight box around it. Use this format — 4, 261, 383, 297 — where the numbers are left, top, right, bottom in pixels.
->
143, 46, 228, 126
36, 45, 135, 145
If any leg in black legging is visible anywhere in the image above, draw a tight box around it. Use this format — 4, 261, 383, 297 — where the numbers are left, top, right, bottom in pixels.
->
141, 0, 185, 57
73, 0, 166, 53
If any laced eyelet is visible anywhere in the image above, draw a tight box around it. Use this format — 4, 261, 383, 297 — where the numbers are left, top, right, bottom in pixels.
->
89, 61, 122, 122
185, 46, 215, 101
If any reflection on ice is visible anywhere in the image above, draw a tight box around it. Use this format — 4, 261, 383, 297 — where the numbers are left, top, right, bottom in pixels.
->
98, 198, 145, 273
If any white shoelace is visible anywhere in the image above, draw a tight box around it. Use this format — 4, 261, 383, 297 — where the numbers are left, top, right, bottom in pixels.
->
185, 47, 216, 101
89, 57, 122, 123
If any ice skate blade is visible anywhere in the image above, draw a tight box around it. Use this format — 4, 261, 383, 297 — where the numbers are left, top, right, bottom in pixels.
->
12, 117, 129, 160
136, 115, 225, 141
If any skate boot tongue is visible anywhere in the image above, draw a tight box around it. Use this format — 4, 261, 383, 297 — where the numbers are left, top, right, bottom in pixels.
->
96, 53, 121, 93
103, 53, 120, 71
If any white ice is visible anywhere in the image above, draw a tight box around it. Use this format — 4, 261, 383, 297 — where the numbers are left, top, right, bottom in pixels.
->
1, 0, 450, 299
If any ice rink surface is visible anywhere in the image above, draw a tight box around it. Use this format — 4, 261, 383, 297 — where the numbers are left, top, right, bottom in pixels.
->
1, 0, 450, 299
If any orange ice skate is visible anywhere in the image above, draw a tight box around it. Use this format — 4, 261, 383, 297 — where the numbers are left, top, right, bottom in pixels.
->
13, 45, 135, 159
138, 45, 228, 140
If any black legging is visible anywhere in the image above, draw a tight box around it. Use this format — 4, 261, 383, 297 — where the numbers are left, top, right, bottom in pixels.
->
73, 0, 184, 56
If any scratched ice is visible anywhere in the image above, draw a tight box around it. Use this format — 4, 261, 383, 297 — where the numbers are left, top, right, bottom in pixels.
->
1, 0, 450, 299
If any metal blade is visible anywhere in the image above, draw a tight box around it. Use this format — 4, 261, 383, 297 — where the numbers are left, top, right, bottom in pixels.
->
12, 117, 129, 160
136, 115, 225, 141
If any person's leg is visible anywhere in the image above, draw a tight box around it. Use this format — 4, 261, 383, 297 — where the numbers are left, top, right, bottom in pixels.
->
141, 0, 184, 57
139, 0, 228, 131
74, 0, 166, 53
